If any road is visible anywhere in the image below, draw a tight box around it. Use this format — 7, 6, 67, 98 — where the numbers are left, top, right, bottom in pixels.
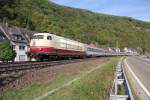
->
126, 56, 150, 94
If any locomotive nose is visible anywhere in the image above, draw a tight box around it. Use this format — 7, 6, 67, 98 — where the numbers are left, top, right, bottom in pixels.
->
32, 41, 36, 46
39, 48, 43, 51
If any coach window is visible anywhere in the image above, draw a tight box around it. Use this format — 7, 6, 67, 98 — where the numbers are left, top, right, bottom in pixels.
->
87, 48, 90, 51
47, 36, 52, 40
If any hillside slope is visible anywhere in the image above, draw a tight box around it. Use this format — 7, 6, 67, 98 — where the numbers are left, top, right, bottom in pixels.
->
0, 0, 150, 52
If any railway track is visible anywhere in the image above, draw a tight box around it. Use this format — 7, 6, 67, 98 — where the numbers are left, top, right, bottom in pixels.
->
0, 58, 98, 88
0, 59, 94, 75
0, 61, 66, 74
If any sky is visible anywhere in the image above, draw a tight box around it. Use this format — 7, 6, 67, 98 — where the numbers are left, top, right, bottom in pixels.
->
52, 0, 150, 22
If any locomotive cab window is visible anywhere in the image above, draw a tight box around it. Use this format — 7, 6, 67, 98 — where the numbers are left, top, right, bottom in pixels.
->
47, 36, 52, 40
32, 35, 44, 39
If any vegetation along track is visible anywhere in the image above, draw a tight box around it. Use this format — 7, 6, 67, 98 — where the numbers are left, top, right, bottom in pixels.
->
0, 58, 98, 89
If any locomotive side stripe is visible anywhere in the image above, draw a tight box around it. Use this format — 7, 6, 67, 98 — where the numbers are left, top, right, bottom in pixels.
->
30, 46, 85, 55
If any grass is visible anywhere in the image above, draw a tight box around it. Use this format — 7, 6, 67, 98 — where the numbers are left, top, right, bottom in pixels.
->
0, 75, 75, 100
118, 84, 126, 95
44, 58, 119, 100
0, 58, 119, 100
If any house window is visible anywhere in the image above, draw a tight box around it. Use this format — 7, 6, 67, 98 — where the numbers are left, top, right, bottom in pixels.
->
0, 33, 5, 40
19, 45, 25, 50
12, 34, 25, 41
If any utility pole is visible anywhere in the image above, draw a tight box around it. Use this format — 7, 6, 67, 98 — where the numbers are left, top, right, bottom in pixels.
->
116, 40, 118, 48
116, 40, 119, 56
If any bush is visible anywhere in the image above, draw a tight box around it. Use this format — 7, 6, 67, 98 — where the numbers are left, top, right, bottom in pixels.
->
0, 41, 16, 62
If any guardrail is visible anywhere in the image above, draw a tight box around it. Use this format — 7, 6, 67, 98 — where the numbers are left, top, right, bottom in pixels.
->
109, 60, 134, 100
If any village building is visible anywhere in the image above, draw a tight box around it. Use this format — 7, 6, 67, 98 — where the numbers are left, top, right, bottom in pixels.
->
0, 23, 34, 61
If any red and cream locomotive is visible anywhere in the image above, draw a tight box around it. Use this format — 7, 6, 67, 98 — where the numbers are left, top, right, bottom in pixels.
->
29, 33, 86, 61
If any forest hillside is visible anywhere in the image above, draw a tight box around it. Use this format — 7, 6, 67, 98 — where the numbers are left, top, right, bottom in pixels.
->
1, 0, 150, 52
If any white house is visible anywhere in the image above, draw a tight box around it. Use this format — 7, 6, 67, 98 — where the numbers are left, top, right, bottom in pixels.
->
0, 23, 34, 61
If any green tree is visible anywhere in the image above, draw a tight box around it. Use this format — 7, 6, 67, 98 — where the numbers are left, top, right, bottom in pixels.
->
0, 41, 16, 62
1, 0, 150, 52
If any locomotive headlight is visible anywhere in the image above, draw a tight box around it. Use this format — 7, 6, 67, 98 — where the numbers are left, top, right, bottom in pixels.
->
39, 48, 43, 51
32, 42, 36, 46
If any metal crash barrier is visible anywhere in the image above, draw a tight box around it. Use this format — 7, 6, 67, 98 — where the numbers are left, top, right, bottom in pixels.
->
109, 61, 134, 100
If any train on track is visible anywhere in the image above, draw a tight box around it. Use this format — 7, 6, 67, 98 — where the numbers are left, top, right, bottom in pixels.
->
28, 33, 132, 61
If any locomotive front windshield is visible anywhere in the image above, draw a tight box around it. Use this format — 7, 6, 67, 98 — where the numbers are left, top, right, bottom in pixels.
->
32, 35, 44, 39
